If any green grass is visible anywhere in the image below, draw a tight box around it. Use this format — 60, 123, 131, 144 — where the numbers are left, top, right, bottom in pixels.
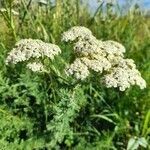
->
0, 0, 149, 149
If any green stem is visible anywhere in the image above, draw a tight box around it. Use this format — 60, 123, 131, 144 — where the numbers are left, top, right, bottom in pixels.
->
76, 0, 80, 24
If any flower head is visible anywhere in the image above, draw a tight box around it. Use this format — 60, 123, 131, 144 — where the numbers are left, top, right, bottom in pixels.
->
81, 57, 111, 73
65, 58, 90, 80
26, 62, 46, 72
104, 59, 146, 91
74, 36, 105, 57
6, 39, 61, 65
63, 26, 146, 91
103, 40, 126, 56
62, 26, 93, 42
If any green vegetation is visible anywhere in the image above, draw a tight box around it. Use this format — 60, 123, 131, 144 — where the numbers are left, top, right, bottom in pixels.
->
0, 0, 149, 149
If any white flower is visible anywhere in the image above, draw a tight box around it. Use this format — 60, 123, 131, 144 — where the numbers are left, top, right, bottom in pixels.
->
6, 39, 61, 65
26, 62, 45, 72
107, 54, 123, 66
62, 26, 93, 42
102, 40, 126, 56
104, 59, 146, 91
63, 26, 146, 91
81, 57, 111, 73
65, 58, 90, 80
74, 36, 105, 57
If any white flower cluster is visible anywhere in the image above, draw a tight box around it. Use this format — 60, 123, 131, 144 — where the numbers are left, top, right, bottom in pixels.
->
74, 36, 104, 57
66, 58, 90, 80
81, 57, 111, 73
62, 26, 93, 42
103, 40, 125, 56
62, 26, 146, 91
6, 39, 61, 72
104, 59, 146, 91
26, 62, 45, 72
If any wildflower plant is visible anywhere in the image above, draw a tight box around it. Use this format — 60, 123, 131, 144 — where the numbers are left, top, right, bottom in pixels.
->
6, 38, 61, 72
3, 26, 148, 149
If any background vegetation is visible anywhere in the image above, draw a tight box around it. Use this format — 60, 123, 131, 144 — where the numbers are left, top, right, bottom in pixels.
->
0, 0, 149, 149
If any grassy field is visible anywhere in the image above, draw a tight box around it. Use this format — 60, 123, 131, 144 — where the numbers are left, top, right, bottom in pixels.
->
0, 0, 150, 149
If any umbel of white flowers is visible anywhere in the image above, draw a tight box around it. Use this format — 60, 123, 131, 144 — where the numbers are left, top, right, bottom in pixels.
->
62, 26, 146, 91
6, 39, 61, 72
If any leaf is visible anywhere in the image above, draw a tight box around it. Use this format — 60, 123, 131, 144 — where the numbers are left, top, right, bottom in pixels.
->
91, 114, 116, 124
142, 110, 150, 136
138, 137, 148, 148
127, 137, 139, 150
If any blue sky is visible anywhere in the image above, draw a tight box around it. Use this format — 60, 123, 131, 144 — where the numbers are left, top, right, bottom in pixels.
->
142, 0, 150, 9
88, 0, 150, 10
